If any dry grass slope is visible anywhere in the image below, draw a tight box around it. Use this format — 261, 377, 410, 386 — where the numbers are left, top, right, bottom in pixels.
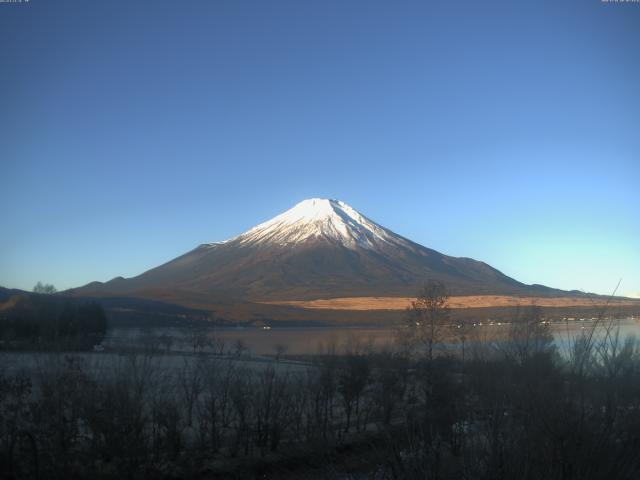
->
263, 295, 640, 311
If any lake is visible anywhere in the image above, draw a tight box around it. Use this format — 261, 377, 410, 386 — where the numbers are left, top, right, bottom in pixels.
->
104, 317, 640, 356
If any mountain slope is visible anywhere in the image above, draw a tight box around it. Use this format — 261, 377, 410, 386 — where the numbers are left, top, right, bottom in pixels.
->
73, 198, 563, 301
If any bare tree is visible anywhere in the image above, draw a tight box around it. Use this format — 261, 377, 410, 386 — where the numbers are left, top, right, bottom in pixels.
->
252, 367, 292, 455
210, 330, 226, 355
197, 359, 235, 453
180, 358, 203, 427
229, 369, 253, 456
403, 280, 451, 362
233, 338, 248, 357
372, 351, 409, 425
337, 353, 370, 432
274, 343, 288, 361
452, 318, 474, 365
497, 304, 554, 365
185, 325, 210, 354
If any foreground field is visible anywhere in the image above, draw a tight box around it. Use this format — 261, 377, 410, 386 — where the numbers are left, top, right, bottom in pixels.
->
3, 316, 640, 480
264, 295, 640, 310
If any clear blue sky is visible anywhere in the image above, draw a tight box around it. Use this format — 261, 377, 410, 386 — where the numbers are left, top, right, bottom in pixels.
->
1, 0, 639, 297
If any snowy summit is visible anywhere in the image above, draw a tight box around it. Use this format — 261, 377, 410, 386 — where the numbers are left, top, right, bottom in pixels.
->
221, 198, 410, 250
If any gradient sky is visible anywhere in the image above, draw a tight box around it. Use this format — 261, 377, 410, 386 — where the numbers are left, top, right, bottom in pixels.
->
1, 0, 639, 297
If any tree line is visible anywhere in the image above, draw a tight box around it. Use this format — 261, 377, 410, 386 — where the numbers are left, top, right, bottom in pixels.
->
0, 293, 108, 350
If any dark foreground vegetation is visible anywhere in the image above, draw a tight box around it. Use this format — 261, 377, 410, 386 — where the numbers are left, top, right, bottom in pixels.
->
2, 313, 640, 479
0, 294, 107, 350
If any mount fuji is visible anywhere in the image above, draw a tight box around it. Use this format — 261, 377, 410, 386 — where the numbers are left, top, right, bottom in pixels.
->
74, 198, 562, 304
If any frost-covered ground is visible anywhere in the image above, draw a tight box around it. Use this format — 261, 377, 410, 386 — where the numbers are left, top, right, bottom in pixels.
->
0, 350, 310, 381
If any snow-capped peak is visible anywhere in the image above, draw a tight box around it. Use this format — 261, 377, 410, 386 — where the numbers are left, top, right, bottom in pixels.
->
218, 198, 409, 250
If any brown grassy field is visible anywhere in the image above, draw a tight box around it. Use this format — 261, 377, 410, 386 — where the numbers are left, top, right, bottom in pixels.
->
8, 286, 635, 326
263, 295, 640, 311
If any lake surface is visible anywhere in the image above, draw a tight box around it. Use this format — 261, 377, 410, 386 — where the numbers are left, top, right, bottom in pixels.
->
105, 317, 640, 356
